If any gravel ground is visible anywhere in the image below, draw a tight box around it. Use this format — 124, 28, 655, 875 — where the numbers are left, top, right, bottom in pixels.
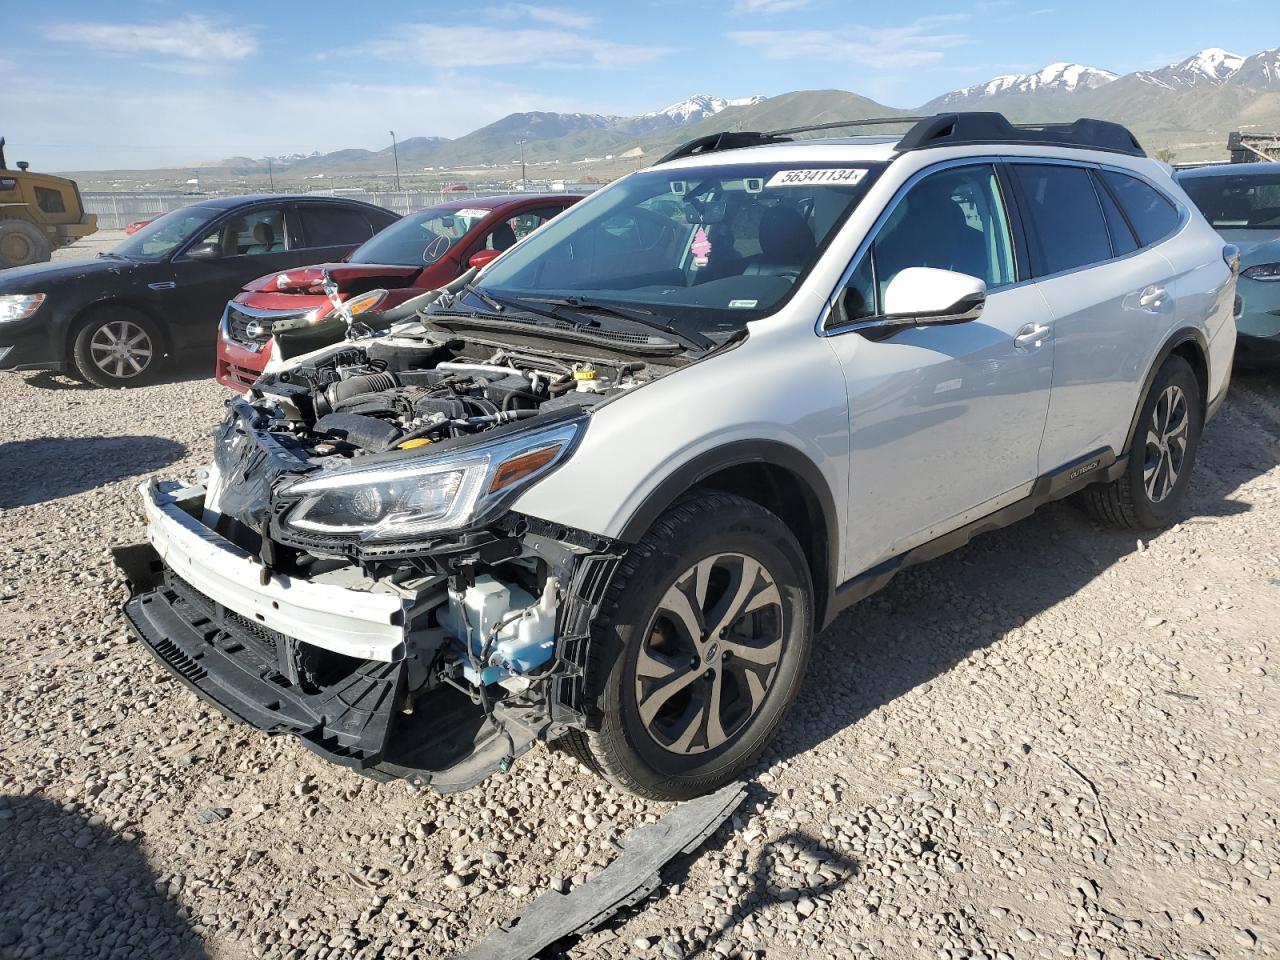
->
1, 335, 1278, 959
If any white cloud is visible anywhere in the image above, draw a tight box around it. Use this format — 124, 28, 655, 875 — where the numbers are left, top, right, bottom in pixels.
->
366, 24, 670, 69
45, 15, 256, 62
492, 3, 597, 29
730, 15, 970, 69
732, 0, 814, 12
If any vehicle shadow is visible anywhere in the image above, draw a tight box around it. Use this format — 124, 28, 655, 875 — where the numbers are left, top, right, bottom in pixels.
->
19, 356, 213, 391
0, 794, 208, 959
0, 435, 186, 508
766, 381, 1276, 772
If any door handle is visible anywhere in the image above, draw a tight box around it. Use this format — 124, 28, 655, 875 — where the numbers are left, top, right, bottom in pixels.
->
148, 281, 176, 291
1013, 323, 1051, 349
1138, 285, 1166, 309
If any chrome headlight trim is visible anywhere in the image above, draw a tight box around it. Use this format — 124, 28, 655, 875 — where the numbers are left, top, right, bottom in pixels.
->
281, 418, 585, 540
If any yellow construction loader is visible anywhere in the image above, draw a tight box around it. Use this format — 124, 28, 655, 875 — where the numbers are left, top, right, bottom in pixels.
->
0, 137, 97, 269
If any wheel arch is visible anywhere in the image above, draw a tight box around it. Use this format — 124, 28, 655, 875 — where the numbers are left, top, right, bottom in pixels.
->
1123, 326, 1210, 455
65, 297, 172, 367
616, 440, 840, 629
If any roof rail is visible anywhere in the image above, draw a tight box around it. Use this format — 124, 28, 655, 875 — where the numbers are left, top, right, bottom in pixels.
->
654, 112, 1146, 167
897, 112, 1145, 157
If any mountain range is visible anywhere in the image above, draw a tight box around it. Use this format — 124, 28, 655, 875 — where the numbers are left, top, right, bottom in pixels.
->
122, 46, 1280, 180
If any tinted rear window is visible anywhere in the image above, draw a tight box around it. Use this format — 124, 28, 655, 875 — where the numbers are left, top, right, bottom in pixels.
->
298, 205, 375, 247
1011, 164, 1112, 276
1100, 171, 1180, 246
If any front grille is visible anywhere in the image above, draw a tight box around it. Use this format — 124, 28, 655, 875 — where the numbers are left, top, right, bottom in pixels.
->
225, 361, 261, 389
226, 306, 307, 350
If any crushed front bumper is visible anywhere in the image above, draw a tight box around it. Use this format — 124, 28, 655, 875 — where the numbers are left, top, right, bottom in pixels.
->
117, 479, 413, 769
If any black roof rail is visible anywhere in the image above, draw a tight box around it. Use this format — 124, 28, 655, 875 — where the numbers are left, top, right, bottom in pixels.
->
654, 112, 1146, 167
655, 131, 790, 166
897, 112, 1145, 157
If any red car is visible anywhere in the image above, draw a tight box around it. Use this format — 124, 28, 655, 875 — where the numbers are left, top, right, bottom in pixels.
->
123, 218, 153, 235
215, 193, 582, 390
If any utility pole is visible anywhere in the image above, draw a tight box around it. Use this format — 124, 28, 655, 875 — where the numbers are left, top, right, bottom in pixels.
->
390, 130, 401, 191
517, 138, 527, 189
267, 157, 275, 191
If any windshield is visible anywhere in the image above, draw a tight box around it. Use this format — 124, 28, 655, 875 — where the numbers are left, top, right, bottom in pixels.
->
112, 205, 219, 260
473, 161, 885, 332
1180, 172, 1280, 230
350, 205, 492, 266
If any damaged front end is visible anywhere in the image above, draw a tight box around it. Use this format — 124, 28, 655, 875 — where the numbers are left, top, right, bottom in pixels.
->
116, 327, 658, 791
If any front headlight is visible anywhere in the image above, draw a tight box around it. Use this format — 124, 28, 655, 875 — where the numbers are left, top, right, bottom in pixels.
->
0, 293, 46, 322
281, 418, 583, 539
1241, 262, 1280, 282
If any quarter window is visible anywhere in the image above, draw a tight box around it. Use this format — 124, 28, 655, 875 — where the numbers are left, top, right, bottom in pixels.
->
1011, 164, 1112, 276
1091, 171, 1139, 257
1099, 170, 1180, 247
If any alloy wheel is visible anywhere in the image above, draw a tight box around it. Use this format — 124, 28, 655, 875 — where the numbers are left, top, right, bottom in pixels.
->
633, 552, 785, 755
89, 319, 153, 380
1144, 384, 1189, 503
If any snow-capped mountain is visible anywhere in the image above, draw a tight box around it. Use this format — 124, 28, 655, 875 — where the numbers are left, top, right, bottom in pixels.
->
643, 95, 766, 124
1137, 48, 1246, 89
1231, 48, 1280, 89
931, 63, 1118, 105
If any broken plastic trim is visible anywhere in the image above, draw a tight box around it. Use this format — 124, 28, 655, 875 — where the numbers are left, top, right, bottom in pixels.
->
456, 780, 747, 960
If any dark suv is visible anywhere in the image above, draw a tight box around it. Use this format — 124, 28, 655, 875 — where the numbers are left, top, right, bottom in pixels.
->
0, 195, 397, 386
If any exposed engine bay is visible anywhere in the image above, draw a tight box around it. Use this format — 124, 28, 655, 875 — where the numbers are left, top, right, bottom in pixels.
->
115, 325, 676, 790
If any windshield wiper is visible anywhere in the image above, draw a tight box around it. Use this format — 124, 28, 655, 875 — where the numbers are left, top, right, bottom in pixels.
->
97, 251, 131, 260
458, 280, 506, 314
521, 296, 711, 351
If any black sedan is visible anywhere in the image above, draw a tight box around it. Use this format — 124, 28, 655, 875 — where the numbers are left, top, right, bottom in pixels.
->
0, 194, 398, 386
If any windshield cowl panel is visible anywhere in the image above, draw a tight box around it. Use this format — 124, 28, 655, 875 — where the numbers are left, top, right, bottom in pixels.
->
474, 161, 886, 337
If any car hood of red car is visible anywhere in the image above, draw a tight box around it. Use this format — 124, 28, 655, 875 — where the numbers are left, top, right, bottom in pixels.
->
241, 263, 423, 294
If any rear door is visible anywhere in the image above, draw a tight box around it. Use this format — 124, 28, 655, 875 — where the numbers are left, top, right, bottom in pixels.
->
1009, 162, 1179, 470
824, 162, 1055, 576
295, 202, 390, 265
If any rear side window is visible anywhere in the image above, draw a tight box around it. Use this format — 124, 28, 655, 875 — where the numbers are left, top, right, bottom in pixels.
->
1010, 164, 1112, 276
1091, 171, 1139, 257
298, 205, 375, 247
1100, 170, 1180, 247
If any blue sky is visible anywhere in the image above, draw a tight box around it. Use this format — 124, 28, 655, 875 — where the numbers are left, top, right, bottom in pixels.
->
2, 0, 1264, 170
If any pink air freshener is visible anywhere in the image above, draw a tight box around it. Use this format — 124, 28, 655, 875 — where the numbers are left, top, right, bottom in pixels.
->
691, 227, 711, 267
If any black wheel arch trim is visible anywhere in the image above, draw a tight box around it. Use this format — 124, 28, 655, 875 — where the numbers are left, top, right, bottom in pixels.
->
615, 439, 841, 626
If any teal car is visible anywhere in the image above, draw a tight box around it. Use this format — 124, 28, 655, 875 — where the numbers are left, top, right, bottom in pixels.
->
1177, 163, 1280, 363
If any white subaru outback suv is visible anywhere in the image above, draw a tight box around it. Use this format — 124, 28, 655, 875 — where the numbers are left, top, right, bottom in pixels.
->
116, 113, 1237, 801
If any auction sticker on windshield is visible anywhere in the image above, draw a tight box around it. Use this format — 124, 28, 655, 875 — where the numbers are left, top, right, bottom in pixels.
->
766, 168, 868, 187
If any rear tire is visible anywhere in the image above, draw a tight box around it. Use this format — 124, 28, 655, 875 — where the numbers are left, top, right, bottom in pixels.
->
0, 221, 52, 268
1081, 355, 1203, 529
71, 308, 165, 388
564, 492, 813, 800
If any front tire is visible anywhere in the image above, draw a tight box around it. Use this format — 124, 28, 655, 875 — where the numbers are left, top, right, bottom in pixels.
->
72, 308, 165, 388
565, 492, 813, 800
1081, 355, 1203, 529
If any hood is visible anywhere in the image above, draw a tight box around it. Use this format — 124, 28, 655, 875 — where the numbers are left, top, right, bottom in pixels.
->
241, 263, 423, 294
0, 255, 136, 292
1237, 234, 1280, 266
1212, 228, 1280, 258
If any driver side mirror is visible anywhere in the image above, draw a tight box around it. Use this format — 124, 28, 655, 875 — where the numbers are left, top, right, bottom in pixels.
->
468, 249, 503, 270
882, 267, 986, 326
186, 241, 222, 261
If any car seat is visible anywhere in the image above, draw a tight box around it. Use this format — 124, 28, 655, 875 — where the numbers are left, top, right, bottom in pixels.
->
245, 221, 283, 255
742, 206, 816, 277
490, 222, 517, 251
